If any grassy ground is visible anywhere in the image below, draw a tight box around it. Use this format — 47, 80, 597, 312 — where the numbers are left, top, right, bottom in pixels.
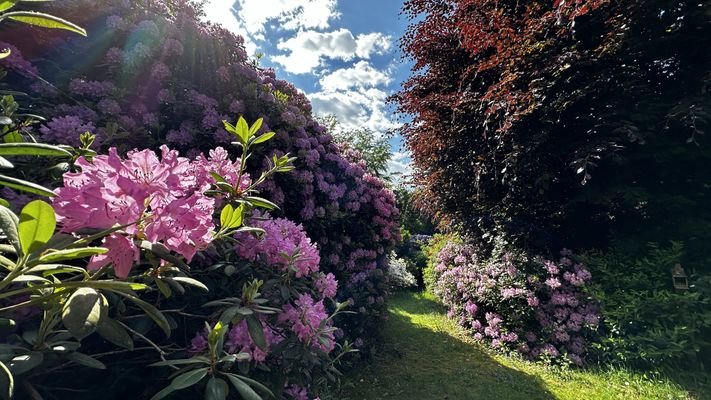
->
331, 291, 708, 400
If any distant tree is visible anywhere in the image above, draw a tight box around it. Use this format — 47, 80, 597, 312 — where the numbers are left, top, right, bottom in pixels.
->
318, 114, 392, 179
395, 0, 711, 264
394, 185, 435, 236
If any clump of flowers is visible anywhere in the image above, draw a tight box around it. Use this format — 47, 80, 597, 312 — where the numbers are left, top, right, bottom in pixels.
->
279, 293, 335, 353
52, 145, 247, 277
432, 244, 600, 365
235, 215, 320, 278
386, 252, 417, 289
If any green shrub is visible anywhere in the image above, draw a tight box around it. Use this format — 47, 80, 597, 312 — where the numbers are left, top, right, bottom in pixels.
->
422, 233, 461, 293
585, 242, 711, 370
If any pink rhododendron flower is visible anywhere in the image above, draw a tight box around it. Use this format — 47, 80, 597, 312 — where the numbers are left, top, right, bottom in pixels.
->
278, 294, 334, 352
235, 215, 320, 277
53, 145, 239, 278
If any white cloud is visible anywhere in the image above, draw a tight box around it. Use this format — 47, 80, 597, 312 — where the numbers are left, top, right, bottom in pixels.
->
203, 0, 340, 55
387, 157, 413, 179
309, 88, 399, 134
320, 61, 392, 91
272, 29, 391, 74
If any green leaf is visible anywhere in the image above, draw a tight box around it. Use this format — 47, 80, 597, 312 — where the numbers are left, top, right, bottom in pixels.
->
7, 351, 43, 375
219, 203, 243, 230
113, 291, 171, 337
65, 351, 106, 370
208, 321, 227, 353
38, 247, 108, 263
62, 288, 107, 340
248, 118, 263, 136
236, 116, 249, 143
0, 49, 9, 60
245, 314, 267, 351
2, 131, 22, 144
18, 200, 55, 255
170, 367, 208, 390
4, 11, 87, 36
0, 156, 13, 169
245, 196, 279, 211
150, 357, 210, 367
233, 375, 274, 399
251, 131, 275, 145
155, 278, 172, 299
96, 318, 134, 350
0, 143, 72, 157
0, 361, 13, 400
171, 277, 208, 291
0, 1, 17, 13
225, 374, 262, 400
205, 377, 229, 400
0, 204, 21, 256
0, 174, 55, 197
150, 385, 176, 400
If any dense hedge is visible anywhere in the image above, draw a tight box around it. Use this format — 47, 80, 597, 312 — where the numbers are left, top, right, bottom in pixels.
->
396, 0, 711, 267
0, 0, 399, 355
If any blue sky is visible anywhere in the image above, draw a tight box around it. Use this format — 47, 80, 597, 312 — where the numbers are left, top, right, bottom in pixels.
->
203, 0, 412, 176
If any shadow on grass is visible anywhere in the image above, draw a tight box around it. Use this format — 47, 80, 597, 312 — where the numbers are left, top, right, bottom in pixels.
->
336, 292, 556, 400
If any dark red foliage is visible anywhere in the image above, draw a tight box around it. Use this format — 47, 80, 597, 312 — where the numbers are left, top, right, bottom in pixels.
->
396, 0, 711, 260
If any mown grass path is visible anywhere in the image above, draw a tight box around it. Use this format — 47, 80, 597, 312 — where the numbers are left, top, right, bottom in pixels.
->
335, 292, 706, 400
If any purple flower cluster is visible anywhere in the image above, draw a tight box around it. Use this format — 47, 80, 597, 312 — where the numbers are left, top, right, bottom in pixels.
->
433, 244, 600, 365
226, 317, 283, 363
235, 216, 320, 278
278, 293, 335, 353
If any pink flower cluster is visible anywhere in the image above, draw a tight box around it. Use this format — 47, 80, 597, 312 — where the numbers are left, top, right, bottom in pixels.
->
433, 244, 600, 365
278, 294, 335, 353
235, 216, 320, 278
53, 145, 246, 278
226, 318, 283, 363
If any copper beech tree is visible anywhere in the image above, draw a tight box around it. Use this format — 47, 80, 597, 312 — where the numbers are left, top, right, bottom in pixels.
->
396, 0, 711, 259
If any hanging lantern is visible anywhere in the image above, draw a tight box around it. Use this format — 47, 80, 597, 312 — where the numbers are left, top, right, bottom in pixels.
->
671, 263, 689, 290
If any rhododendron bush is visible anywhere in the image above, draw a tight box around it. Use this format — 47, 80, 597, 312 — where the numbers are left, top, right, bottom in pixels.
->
430, 241, 600, 365
0, 0, 398, 359
0, 115, 354, 399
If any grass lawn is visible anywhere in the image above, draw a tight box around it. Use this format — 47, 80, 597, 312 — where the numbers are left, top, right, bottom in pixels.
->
331, 291, 709, 400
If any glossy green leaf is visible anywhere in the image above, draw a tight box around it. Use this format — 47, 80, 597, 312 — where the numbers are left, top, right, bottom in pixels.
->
245, 196, 279, 211
38, 247, 108, 263
236, 116, 250, 143
149, 385, 175, 400
150, 357, 210, 367
205, 377, 229, 400
0, 360, 12, 400
0, 49, 9, 60
171, 277, 208, 291
113, 291, 171, 337
62, 288, 107, 340
0, 143, 72, 157
219, 203, 243, 230
248, 117, 263, 136
251, 131, 275, 145
0, 204, 21, 255
18, 200, 55, 255
65, 351, 106, 370
7, 351, 43, 375
0, 1, 16, 13
245, 314, 267, 351
170, 367, 208, 390
0, 156, 13, 169
96, 318, 134, 350
225, 374, 262, 400
233, 375, 274, 399
0, 174, 55, 197
4, 11, 87, 36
